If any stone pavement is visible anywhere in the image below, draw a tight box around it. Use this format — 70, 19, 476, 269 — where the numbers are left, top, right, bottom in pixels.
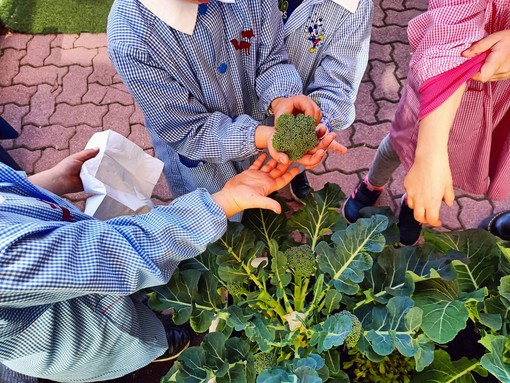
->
1, 0, 509, 234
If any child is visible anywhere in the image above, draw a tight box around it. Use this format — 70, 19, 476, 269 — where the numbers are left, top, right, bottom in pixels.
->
343, 0, 510, 245
279, 0, 373, 200
108, 0, 341, 202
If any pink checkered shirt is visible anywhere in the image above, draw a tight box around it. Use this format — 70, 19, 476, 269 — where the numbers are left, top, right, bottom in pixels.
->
390, 0, 510, 200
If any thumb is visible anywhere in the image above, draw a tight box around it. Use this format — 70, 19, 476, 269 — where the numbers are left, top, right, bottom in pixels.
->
71, 148, 100, 162
252, 196, 282, 214
462, 34, 498, 58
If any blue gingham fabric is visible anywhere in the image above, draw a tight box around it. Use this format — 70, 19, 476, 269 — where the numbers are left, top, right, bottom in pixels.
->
284, 0, 373, 131
0, 163, 227, 381
108, 0, 304, 198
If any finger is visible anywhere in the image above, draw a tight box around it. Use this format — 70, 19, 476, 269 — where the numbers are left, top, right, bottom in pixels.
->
267, 161, 292, 177
253, 196, 282, 214
462, 34, 500, 57
71, 148, 100, 162
272, 166, 300, 189
249, 153, 268, 170
423, 204, 442, 227
478, 53, 503, 82
327, 141, 348, 154
260, 157, 279, 173
268, 140, 289, 165
299, 149, 325, 169
444, 184, 455, 207
316, 124, 328, 140
412, 205, 426, 225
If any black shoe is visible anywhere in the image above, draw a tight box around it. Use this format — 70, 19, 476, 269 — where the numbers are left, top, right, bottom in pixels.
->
290, 171, 311, 202
479, 210, 510, 240
342, 178, 383, 223
153, 326, 191, 362
398, 196, 422, 246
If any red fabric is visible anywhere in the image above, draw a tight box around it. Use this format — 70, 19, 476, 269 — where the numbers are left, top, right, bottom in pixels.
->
418, 51, 489, 119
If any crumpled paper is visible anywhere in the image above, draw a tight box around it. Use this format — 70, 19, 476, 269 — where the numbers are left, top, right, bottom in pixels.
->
80, 130, 164, 220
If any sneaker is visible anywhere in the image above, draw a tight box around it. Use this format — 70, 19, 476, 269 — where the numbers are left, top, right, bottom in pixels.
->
398, 195, 422, 246
153, 326, 191, 362
290, 171, 311, 202
342, 178, 383, 223
479, 210, 510, 240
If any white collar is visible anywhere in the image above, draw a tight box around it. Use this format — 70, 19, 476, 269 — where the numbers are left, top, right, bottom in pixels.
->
329, 0, 360, 13
139, 0, 234, 35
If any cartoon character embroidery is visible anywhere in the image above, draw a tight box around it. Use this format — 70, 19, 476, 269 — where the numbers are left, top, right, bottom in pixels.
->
278, 0, 288, 20
231, 29, 254, 55
304, 15, 324, 53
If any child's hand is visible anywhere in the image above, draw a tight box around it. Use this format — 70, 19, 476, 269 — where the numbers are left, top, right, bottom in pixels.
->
403, 154, 455, 227
462, 30, 510, 82
29, 148, 100, 196
270, 95, 322, 124
295, 125, 347, 169
212, 153, 300, 218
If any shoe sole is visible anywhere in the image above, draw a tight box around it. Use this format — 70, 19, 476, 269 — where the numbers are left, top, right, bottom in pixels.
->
152, 339, 191, 363
289, 186, 305, 204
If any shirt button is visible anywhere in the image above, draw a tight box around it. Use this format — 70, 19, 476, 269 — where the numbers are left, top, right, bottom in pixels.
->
218, 63, 227, 73
199, 4, 207, 15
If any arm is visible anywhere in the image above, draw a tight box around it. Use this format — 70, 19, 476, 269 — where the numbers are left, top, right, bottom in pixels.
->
403, 82, 466, 226
307, 0, 373, 131
1, 154, 297, 304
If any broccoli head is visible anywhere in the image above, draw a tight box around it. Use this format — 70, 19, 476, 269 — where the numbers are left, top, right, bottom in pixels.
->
272, 113, 318, 161
253, 352, 278, 374
340, 310, 362, 348
285, 244, 316, 278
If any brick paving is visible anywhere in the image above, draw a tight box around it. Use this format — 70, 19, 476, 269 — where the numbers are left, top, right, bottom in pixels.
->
1, 0, 510, 235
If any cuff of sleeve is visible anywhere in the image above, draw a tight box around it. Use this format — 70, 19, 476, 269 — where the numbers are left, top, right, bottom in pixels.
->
321, 116, 332, 132
260, 84, 302, 115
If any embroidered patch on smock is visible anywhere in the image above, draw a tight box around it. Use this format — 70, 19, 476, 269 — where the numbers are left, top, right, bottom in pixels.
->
304, 14, 324, 53
230, 29, 254, 55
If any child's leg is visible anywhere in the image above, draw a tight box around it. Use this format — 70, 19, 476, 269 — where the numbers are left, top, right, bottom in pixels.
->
366, 134, 401, 188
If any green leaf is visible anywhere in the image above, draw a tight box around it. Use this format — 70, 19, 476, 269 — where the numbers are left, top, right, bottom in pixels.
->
256, 368, 298, 383
287, 183, 346, 250
225, 305, 253, 332
413, 279, 468, 344
412, 349, 485, 383
323, 349, 350, 381
311, 312, 353, 353
164, 347, 211, 383
202, 332, 228, 377
480, 335, 510, 382
269, 240, 292, 291
225, 337, 251, 363
321, 289, 343, 316
364, 296, 422, 357
245, 315, 276, 352
413, 334, 435, 372
242, 205, 289, 248
423, 229, 500, 292
498, 275, 510, 307
316, 215, 387, 295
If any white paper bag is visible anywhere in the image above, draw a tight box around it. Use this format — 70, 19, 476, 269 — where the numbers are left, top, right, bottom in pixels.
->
80, 130, 164, 220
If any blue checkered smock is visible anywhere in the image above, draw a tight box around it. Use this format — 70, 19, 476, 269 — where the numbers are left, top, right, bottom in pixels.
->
284, 0, 373, 131
108, 0, 303, 199
0, 163, 227, 381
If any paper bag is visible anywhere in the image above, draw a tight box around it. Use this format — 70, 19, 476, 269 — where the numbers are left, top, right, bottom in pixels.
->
80, 130, 164, 220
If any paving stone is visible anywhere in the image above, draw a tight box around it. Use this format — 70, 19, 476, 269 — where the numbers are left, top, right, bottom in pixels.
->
74, 33, 107, 49
69, 125, 104, 153
17, 125, 75, 150
13, 65, 67, 87
0, 49, 25, 87
381, 0, 404, 10
50, 103, 108, 127
325, 145, 376, 173
89, 47, 118, 85
1, 104, 29, 132
102, 86, 134, 106
45, 47, 97, 67
102, 103, 133, 136
21, 34, 55, 67
457, 197, 493, 230
128, 123, 154, 150
371, 3, 386, 28
152, 175, 173, 201
354, 81, 378, 124
112, 73, 123, 84
24, 84, 59, 126
392, 42, 412, 80
0, 84, 37, 106
405, 0, 429, 11
51, 34, 79, 49
130, 103, 146, 125
492, 199, 510, 214
0, 33, 32, 50
308, 171, 359, 202
385, 9, 423, 26
436, 199, 463, 231
376, 99, 399, 122
370, 61, 401, 102
371, 25, 409, 45
368, 42, 393, 63
34, 147, 70, 173
8, 147, 41, 174
309, 152, 327, 174
334, 125, 352, 148
83, 83, 108, 104
57, 65, 93, 105
351, 122, 389, 148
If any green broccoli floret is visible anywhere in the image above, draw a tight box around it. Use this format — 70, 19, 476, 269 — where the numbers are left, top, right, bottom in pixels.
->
285, 244, 316, 278
273, 113, 318, 161
340, 310, 362, 348
253, 352, 278, 374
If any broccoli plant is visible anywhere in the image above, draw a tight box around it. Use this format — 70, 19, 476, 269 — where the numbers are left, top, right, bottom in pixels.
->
272, 113, 317, 160
148, 184, 510, 383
